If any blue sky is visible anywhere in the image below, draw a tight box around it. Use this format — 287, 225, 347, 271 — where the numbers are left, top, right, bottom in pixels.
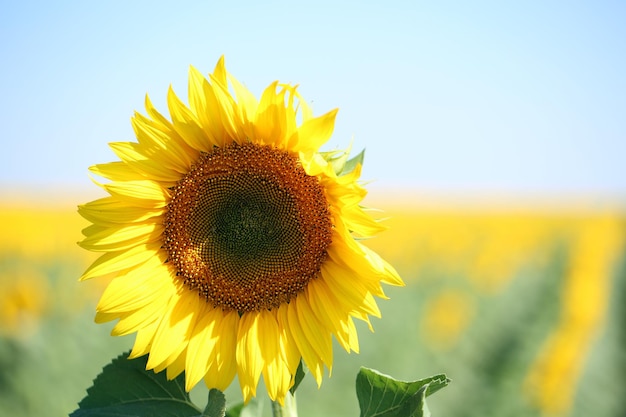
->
1, 1, 625, 198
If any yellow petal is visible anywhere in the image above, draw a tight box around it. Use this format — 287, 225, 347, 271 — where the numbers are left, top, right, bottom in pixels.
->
254, 82, 286, 147
109, 279, 176, 336
131, 112, 195, 173
236, 311, 264, 402
358, 243, 404, 287
94, 310, 118, 324
104, 180, 170, 208
167, 85, 214, 152
165, 349, 187, 380
208, 74, 242, 144
129, 320, 159, 359
188, 66, 230, 147
343, 206, 388, 237
96, 257, 173, 313
276, 304, 301, 376
328, 226, 390, 297
290, 108, 338, 153
78, 196, 165, 226
306, 279, 359, 353
258, 309, 291, 402
285, 300, 324, 387
108, 142, 181, 183
229, 72, 258, 128
211, 55, 228, 87
79, 222, 163, 252
294, 295, 333, 369
79, 242, 162, 281
204, 309, 239, 391
89, 162, 138, 182
280, 85, 299, 149
146, 289, 200, 370
187, 66, 211, 138
320, 260, 381, 319
185, 305, 222, 390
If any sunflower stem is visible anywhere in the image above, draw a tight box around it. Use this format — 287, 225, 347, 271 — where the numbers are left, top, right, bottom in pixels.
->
271, 393, 298, 417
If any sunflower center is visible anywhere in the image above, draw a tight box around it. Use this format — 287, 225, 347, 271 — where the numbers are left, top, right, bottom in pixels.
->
163, 142, 333, 312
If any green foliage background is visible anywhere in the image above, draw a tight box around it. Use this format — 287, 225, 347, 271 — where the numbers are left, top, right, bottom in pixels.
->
0, 207, 624, 417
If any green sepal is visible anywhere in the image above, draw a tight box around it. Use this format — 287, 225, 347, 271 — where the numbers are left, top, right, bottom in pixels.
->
204, 389, 226, 417
340, 148, 365, 176
319, 141, 366, 176
356, 367, 450, 417
70, 350, 203, 417
289, 360, 307, 395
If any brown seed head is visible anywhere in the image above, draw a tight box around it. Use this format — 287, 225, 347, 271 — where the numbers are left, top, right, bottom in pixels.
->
163, 142, 333, 313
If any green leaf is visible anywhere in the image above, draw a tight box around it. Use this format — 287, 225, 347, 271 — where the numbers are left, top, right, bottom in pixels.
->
204, 389, 226, 417
356, 368, 450, 417
71, 350, 202, 417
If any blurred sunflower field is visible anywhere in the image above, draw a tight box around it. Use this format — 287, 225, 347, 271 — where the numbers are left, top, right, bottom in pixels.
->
1, 193, 624, 417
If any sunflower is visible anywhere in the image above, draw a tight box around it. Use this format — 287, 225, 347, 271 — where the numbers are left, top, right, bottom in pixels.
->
78, 57, 403, 404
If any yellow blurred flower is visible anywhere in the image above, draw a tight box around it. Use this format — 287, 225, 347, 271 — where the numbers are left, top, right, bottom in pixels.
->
0, 264, 49, 337
524, 214, 624, 416
420, 289, 475, 350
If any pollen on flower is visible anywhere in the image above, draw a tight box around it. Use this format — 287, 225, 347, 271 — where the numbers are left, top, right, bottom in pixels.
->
163, 141, 333, 312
